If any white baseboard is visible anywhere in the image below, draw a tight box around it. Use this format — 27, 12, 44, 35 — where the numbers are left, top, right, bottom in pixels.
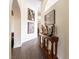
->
14, 44, 22, 48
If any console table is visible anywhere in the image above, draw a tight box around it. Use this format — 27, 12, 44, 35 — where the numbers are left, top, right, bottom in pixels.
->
39, 33, 59, 59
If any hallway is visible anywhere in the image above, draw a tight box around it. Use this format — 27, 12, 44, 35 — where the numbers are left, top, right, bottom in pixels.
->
12, 38, 47, 59
10, 0, 69, 59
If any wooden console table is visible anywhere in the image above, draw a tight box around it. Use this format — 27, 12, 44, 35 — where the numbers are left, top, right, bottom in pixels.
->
39, 33, 59, 59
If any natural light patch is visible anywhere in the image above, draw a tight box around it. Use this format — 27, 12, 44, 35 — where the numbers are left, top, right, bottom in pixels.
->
45, 0, 58, 11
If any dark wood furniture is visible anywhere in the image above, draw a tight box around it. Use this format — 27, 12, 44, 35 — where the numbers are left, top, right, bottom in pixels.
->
39, 33, 59, 59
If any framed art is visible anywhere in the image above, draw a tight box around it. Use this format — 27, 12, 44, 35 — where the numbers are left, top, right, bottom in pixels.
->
45, 9, 56, 36
27, 22, 34, 34
45, 9, 55, 25
28, 8, 35, 21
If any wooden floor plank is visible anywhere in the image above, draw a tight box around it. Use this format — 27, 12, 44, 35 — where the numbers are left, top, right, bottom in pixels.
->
12, 38, 47, 59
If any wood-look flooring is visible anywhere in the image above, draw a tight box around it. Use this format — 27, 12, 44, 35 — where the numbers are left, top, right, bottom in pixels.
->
12, 38, 47, 59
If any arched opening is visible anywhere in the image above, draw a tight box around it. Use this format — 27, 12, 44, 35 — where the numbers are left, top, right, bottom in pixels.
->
11, 0, 21, 48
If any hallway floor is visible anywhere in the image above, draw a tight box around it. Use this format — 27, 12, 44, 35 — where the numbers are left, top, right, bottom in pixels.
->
12, 38, 47, 59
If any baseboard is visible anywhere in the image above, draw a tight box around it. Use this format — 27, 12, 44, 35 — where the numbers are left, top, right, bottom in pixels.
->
14, 44, 22, 48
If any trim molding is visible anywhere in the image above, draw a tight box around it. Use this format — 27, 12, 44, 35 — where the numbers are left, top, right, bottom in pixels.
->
14, 44, 22, 48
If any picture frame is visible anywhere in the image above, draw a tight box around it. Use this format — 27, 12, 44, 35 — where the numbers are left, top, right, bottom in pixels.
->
45, 9, 55, 25
28, 8, 35, 21
27, 22, 34, 34
45, 9, 56, 36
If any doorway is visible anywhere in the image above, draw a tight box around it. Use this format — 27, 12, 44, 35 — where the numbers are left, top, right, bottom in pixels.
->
11, 0, 21, 48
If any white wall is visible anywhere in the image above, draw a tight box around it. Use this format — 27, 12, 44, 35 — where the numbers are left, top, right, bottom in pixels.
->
10, 0, 41, 48
20, 0, 40, 43
9, 0, 13, 58
41, 0, 69, 59
11, 0, 21, 48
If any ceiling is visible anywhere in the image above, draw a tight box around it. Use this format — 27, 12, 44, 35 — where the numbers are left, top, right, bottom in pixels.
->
45, 0, 58, 11
24, 0, 58, 12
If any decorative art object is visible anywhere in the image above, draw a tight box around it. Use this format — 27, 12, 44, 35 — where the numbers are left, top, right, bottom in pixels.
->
45, 9, 55, 25
41, 25, 48, 35
28, 8, 35, 21
27, 22, 34, 34
45, 9, 56, 36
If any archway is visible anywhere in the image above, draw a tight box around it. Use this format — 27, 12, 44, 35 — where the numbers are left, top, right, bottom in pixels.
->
11, 0, 21, 48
